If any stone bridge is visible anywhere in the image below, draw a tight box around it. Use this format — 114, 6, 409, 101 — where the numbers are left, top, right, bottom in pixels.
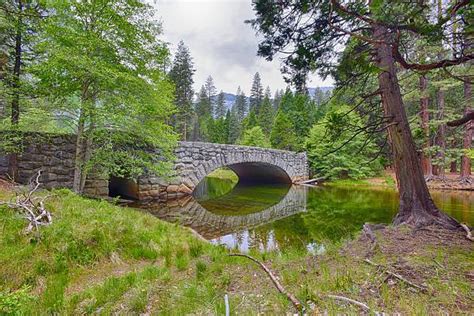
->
133, 142, 308, 200
0, 134, 308, 200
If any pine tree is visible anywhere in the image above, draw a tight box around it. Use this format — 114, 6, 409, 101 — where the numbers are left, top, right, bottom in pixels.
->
258, 95, 274, 136
273, 89, 283, 111
242, 109, 258, 132
195, 85, 211, 118
169, 41, 195, 140
204, 75, 216, 116
234, 86, 247, 121
249, 72, 264, 113
215, 90, 226, 118
227, 107, 241, 144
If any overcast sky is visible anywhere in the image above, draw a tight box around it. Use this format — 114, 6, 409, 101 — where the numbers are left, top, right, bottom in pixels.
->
153, 0, 333, 95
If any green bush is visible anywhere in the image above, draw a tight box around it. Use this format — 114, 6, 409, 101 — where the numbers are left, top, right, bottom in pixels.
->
305, 105, 382, 179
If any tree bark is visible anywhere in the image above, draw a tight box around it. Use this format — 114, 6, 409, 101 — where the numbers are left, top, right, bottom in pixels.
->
373, 25, 459, 228
419, 75, 432, 177
7, 0, 23, 182
73, 81, 93, 194
433, 89, 446, 178
460, 82, 472, 179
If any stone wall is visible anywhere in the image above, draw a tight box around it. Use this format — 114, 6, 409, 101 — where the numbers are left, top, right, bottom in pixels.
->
0, 133, 108, 197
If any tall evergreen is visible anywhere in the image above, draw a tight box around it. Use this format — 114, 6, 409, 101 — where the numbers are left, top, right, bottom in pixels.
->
249, 72, 264, 113
195, 85, 211, 118
258, 94, 274, 136
204, 75, 216, 116
234, 86, 247, 121
215, 90, 226, 118
227, 106, 241, 144
270, 111, 298, 151
169, 41, 195, 140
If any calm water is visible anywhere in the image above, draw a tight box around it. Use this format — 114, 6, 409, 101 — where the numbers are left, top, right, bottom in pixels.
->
137, 177, 474, 253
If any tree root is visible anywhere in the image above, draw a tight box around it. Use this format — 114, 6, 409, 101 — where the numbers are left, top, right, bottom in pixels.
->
228, 253, 303, 313
457, 176, 472, 185
364, 259, 428, 292
460, 223, 473, 242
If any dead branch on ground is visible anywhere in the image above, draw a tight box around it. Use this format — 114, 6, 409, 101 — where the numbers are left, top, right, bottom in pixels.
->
460, 223, 473, 242
364, 259, 428, 292
0, 170, 53, 233
228, 253, 303, 313
325, 294, 371, 312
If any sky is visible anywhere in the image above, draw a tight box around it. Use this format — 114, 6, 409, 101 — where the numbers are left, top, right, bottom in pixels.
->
153, 0, 333, 95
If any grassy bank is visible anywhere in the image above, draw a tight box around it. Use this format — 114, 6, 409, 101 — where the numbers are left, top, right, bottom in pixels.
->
0, 187, 472, 314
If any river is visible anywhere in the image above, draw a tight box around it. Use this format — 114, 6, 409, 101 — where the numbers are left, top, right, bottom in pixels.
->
134, 177, 474, 253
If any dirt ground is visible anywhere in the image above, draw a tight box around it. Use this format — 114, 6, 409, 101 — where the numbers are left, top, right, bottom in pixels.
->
368, 170, 474, 191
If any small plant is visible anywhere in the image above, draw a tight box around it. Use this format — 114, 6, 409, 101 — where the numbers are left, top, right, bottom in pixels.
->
0, 286, 34, 315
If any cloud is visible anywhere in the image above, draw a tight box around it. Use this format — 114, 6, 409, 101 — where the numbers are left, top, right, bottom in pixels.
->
153, 0, 333, 94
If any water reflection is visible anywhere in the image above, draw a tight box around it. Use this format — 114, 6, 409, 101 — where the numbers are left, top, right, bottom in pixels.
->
135, 178, 474, 253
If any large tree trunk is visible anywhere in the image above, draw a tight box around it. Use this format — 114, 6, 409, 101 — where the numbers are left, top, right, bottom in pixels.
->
460, 82, 472, 180
433, 89, 447, 179
419, 75, 433, 178
373, 25, 459, 229
7, 0, 23, 182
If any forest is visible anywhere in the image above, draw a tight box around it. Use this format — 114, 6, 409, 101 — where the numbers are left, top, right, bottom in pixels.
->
0, 0, 473, 314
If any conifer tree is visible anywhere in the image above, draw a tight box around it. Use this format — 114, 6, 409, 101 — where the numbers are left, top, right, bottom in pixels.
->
270, 111, 299, 151
234, 86, 247, 121
215, 90, 226, 118
258, 94, 274, 136
196, 85, 211, 118
169, 41, 195, 140
204, 75, 217, 116
249, 72, 264, 113
227, 107, 241, 144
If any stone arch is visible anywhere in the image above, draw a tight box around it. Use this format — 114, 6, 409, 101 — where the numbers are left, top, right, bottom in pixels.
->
179, 149, 295, 190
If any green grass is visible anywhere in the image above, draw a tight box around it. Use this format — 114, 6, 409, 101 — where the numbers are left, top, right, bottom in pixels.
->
0, 187, 472, 314
206, 168, 239, 182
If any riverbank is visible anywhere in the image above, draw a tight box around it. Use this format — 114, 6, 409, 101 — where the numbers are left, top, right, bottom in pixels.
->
327, 171, 474, 191
0, 186, 472, 314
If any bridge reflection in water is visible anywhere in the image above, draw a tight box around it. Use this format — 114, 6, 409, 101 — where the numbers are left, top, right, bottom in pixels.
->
136, 182, 307, 251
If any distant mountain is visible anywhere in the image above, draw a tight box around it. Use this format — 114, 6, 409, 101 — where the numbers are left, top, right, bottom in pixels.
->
307, 86, 333, 98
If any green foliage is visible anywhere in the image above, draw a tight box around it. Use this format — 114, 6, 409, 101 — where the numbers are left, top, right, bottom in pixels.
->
239, 126, 270, 148
30, 0, 177, 187
270, 111, 299, 151
258, 95, 274, 135
0, 287, 34, 315
305, 106, 382, 179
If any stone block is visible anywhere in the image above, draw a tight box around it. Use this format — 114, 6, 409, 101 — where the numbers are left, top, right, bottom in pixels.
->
178, 184, 192, 194
166, 185, 179, 193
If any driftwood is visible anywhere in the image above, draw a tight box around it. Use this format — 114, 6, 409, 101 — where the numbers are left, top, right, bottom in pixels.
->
224, 294, 230, 316
460, 223, 473, 242
296, 177, 326, 185
228, 253, 303, 313
0, 170, 53, 233
364, 259, 427, 292
325, 294, 371, 312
